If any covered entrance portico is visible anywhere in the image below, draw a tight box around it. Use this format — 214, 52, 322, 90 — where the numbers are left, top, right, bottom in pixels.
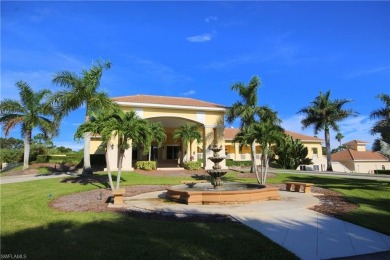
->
103, 95, 227, 171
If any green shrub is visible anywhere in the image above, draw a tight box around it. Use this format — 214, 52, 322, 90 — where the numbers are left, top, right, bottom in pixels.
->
183, 161, 202, 170
0, 149, 24, 163
36, 155, 49, 163
135, 161, 157, 171
374, 170, 390, 175
35, 154, 83, 165
225, 159, 252, 167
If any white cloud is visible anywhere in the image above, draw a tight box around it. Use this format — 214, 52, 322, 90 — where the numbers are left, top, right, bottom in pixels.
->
181, 90, 196, 96
281, 114, 377, 150
205, 16, 218, 23
344, 66, 390, 79
1, 70, 56, 100
124, 56, 192, 85
187, 33, 213, 43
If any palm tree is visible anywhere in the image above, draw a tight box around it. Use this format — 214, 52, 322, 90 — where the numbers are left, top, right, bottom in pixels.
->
335, 132, 344, 148
233, 107, 284, 184
0, 81, 58, 169
370, 93, 390, 148
252, 107, 284, 184
173, 123, 201, 162
51, 60, 114, 175
145, 122, 167, 161
108, 110, 150, 189
226, 76, 264, 173
298, 90, 357, 171
74, 110, 116, 190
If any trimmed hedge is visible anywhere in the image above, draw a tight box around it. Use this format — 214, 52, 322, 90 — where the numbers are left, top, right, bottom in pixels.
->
374, 170, 390, 175
183, 161, 202, 170
135, 161, 157, 171
225, 159, 252, 167
36, 154, 83, 165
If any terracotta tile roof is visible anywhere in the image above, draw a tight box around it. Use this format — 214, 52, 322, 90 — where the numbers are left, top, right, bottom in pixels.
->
224, 128, 240, 140
332, 149, 388, 161
343, 140, 368, 146
284, 130, 324, 142
112, 95, 226, 109
224, 128, 323, 142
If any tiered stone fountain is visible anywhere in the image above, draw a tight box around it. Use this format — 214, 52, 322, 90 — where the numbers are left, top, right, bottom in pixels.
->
165, 143, 280, 204
207, 145, 228, 188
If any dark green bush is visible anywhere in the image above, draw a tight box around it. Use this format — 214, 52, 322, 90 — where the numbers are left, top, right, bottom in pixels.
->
36, 155, 49, 163
135, 161, 157, 170
225, 159, 252, 167
35, 154, 83, 165
183, 161, 202, 170
374, 170, 390, 175
0, 149, 24, 163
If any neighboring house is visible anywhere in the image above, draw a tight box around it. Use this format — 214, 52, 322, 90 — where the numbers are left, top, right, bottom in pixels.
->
332, 140, 390, 173
90, 95, 226, 170
224, 128, 326, 170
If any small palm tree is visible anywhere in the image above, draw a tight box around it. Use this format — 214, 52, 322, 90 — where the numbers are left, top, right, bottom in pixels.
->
370, 93, 390, 148
51, 60, 114, 175
226, 76, 264, 173
335, 132, 344, 148
233, 107, 284, 184
298, 90, 357, 171
108, 110, 150, 189
0, 81, 58, 169
252, 107, 284, 184
145, 122, 167, 161
74, 110, 116, 190
173, 123, 201, 162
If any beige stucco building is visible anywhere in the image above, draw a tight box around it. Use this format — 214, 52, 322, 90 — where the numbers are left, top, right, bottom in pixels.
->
90, 94, 389, 174
224, 128, 326, 170
332, 140, 390, 173
90, 95, 227, 170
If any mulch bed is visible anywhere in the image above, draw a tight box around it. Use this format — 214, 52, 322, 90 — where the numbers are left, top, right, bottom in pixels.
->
50, 172, 358, 222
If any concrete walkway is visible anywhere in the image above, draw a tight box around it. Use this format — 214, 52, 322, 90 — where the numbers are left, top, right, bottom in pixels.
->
123, 190, 390, 260
0, 172, 77, 184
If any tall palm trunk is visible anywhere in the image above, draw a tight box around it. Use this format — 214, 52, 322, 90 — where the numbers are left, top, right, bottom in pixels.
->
23, 129, 31, 170
251, 141, 261, 182
82, 114, 92, 175
325, 127, 333, 171
82, 132, 92, 174
260, 144, 269, 184
105, 144, 114, 190
116, 150, 124, 189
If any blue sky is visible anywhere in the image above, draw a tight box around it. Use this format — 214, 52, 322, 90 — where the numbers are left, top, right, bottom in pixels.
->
2, 1, 389, 150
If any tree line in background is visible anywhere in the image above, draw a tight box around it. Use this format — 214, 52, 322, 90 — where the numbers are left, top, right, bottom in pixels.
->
1, 59, 389, 180
0, 136, 78, 164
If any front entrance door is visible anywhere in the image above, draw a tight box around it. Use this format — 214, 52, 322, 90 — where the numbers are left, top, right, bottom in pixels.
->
166, 145, 179, 160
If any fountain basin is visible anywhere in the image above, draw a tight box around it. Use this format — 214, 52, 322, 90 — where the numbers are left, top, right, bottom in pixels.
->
166, 183, 280, 205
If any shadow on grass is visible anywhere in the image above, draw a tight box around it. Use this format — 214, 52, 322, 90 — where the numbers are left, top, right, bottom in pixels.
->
61, 174, 126, 189
0, 214, 298, 259
279, 175, 390, 192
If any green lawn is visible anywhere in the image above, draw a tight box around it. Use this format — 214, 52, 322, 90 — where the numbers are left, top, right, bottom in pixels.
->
1, 172, 297, 259
2, 171, 389, 259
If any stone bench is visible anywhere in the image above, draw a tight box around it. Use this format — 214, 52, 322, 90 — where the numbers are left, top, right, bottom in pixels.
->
285, 182, 314, 193
180, 180, 208, 188
112, 188, 126, 205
